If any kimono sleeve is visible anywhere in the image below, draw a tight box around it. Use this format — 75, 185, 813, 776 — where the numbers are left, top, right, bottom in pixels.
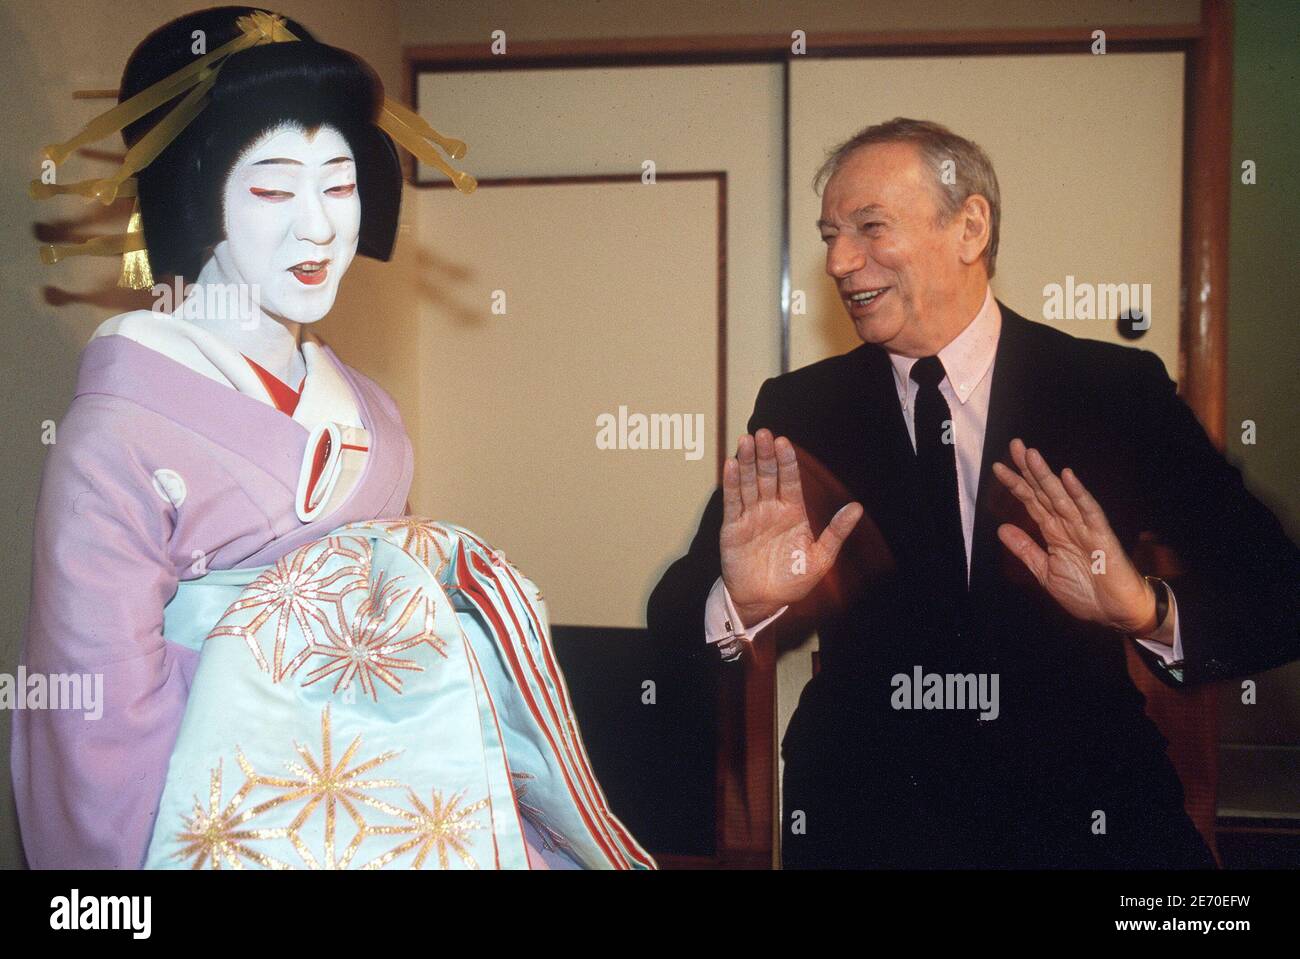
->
11, 397, 194, 868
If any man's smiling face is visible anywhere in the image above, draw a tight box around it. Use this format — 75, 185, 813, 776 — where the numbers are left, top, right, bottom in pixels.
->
818, 141, 969, 357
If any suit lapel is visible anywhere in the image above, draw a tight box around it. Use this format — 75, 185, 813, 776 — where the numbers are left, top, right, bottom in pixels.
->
969, 304, 1038, 601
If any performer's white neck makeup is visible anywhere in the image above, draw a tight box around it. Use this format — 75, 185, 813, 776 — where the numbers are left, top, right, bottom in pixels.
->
183, 122, 361, 385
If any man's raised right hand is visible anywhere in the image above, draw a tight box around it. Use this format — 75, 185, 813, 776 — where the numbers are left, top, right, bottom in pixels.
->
720, 428, 864, 628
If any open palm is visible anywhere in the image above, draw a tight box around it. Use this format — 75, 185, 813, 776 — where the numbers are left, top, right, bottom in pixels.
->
720, 429, 863, 625
992, 438, 1156, 633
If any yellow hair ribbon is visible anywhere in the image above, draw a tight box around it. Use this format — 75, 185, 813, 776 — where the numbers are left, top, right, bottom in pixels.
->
91, 76, 217, 205
382, 96, 467, 160
378, 103, 477, 194
40, 228, 147, 265
39, 11, 292, 168
29, 178, 136, 201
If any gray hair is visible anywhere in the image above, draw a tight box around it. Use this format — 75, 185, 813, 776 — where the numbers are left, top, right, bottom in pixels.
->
813, 117, 1001, 278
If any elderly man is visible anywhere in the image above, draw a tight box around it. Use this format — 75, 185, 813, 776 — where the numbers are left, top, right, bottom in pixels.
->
648, 117, 1299, 868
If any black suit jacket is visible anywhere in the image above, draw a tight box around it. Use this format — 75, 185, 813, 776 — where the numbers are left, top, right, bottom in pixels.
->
647, 304, 1299, 868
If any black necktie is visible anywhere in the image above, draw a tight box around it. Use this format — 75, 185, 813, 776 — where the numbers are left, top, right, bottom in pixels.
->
909, 356, 968, 599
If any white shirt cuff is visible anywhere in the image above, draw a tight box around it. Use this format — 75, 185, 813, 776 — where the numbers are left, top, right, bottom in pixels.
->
704, 577, 787, 661
1134, 582, 1183, 665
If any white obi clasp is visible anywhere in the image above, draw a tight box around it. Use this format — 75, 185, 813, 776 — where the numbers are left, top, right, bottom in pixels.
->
295, 421, 371, 523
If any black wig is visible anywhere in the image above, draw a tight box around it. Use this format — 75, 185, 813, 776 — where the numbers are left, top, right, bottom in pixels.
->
119, 6, 401, 280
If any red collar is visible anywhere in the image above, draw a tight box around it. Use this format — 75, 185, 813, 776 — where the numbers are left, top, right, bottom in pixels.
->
241, 354, 307, 416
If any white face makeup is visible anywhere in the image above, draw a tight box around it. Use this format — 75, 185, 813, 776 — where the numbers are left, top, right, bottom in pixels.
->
214, 123, 361, 325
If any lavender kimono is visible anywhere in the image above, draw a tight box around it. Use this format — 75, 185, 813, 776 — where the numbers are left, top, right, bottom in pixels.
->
13, 313, 651, 870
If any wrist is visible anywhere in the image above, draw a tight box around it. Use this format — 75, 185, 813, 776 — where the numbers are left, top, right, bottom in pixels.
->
1118, 577, 1163, 636
732, 599, 780, 629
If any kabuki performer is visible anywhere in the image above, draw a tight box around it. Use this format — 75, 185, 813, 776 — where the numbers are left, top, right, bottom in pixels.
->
15, 6, 652, 870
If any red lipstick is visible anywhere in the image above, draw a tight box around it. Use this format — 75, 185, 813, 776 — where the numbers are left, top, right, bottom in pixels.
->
289, 260, 329, 286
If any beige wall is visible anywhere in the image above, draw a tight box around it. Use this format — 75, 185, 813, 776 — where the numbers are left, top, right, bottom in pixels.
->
415, 179, 723, 628
414, 63, 785, 464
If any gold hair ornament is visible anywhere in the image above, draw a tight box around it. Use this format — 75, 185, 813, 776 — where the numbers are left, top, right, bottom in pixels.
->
30, 10, 476, 289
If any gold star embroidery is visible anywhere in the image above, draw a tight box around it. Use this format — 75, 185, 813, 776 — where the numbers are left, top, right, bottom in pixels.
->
174, 759, 293, 870
363, 788, 490, 870
237, 706, 408, 869
376, 517, 451, 575
302, 573, 448, 700
207, 537, 372, 681
174, 707, 500, 870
